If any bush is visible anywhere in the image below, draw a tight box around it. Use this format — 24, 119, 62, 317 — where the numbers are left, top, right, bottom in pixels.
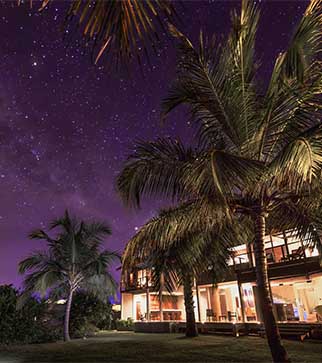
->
70, 291, 113, 338
116, 318, 134, 331
0, 285, 59, 345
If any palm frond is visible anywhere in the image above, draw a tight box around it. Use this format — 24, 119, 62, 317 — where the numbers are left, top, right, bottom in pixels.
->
80, 221, 112, 246
18, 250, 52, 274
183, 149, 265, 205
163, 25, 241, 149
117, 138, 196, 208
84, 249, 120, 276
163, 1, 260, 151
20, 211, 116, 305
123, 203, 250, 296
278, 0, 321, 83
21, 0, 178, 68
257, 0, 322, 160
267, 195, 322, 261
226, 0, 260, 147
82, 273, 118, 300
122, 198, 233, 271
49, 209, 73, 232
269, 124, 322, 192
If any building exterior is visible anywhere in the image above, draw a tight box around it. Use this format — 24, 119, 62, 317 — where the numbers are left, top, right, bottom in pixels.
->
121, 231, 322, 325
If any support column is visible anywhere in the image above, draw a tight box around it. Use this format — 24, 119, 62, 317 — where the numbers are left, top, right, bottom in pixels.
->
282, 230, 290, 258
252, 285, 263, 322
212, 286, 221, 320
269, 234, 276, 261
294, 287, 304, 321
146, 288, 150, 321
268, 280, 278, 321
206, 287, 212, 321
246, 243, 254, 268
206, 288, 212, 308
160, 273, 164, 322
195, 279, 201, 322
237, 280, 246, 323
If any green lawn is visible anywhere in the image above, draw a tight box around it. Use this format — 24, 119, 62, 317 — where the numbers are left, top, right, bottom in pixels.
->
1, 331, 322, 363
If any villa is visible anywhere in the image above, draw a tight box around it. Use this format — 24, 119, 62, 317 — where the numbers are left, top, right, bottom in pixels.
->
121, 230, 322, 333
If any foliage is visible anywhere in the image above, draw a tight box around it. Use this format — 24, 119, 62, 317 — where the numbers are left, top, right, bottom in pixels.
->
117, 1, 322, 361
19, 0, 178, 68
115, 318, 134, 331
118, 0, 322, 285
69, 290, 113, 338
19, 210, 119, 303
118, 0, 322, 235
0, 285, 59, 345
122, 204, 249, 294
18, 210, 120, 341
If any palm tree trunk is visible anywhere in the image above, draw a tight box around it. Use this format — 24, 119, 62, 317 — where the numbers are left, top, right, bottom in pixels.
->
183, 273, 198, 337
64, 289, 73, 342
253, 209, 290, 363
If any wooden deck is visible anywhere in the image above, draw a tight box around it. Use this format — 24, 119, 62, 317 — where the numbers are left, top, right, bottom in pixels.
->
133, 321, 322, 339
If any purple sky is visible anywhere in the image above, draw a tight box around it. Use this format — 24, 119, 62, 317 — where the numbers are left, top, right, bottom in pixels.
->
0, 1, 308, 289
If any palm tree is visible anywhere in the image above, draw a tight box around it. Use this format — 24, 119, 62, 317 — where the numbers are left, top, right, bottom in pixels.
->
118, 1, 322, 361
122, 204, 240, 337
19, 0, 178, 67
18, 210, 119, 342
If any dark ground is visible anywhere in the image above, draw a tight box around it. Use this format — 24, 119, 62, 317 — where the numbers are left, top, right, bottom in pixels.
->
1, 331, 322, 363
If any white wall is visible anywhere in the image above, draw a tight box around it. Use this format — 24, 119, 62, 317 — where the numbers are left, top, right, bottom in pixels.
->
121, 293, 133, 320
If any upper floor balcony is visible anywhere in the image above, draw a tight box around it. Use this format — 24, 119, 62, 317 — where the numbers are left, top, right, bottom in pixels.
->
121, 230, 321, 291
121, 268, 151, 292
230, 230, 319, 270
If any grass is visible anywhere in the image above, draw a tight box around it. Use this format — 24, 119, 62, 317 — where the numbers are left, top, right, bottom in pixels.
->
1, 331, 322, 363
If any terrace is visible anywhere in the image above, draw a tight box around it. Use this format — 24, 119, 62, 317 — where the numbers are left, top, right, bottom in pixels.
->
121, 231, 322, 328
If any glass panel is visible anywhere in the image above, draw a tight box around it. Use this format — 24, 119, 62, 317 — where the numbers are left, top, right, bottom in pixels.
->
271, 284, 299, 321
271, 278, 322, 322
242, 283, 257, 321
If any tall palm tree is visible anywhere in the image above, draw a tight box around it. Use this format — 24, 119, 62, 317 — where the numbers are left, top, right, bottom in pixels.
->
118, 1, 322, 361
19, 0, 178, 67
122, 204, 240, 337
18, 210, 119, 342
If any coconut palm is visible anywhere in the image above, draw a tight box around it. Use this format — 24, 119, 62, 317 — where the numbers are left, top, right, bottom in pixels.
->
18, 210, 119, 341
122, 204, 243, 337
118, 1, 322, 361
19, 0, 177, 67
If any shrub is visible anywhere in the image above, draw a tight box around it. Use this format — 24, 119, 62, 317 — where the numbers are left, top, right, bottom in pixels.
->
116, 318, 134, 331
0, 285, 59, 345
69, 291, 113, 338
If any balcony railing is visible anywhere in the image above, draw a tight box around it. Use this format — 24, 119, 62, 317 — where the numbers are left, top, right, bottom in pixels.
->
121, 276, 151, 291
230, 233, 319, 269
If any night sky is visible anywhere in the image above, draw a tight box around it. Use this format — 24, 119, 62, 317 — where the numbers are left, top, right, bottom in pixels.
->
0, 1, 309, 290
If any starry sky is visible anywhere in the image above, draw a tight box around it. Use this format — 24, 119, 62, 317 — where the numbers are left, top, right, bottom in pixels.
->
0, 1, 309, 290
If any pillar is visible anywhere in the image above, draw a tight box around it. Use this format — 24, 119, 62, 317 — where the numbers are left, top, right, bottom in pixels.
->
252, 286, 263, 322
160, 273, 164, 322
237, 280, 246, 323
211, 286, 221, 320
146, 288, 150, 321
195, 281, 201, 322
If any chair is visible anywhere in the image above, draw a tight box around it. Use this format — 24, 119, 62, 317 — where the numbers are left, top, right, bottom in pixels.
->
206, 309, 216, 322
289, 246, 305, 260
228, 311, 237, 322
315, 305, 322, 321
266, 252, 275, 263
